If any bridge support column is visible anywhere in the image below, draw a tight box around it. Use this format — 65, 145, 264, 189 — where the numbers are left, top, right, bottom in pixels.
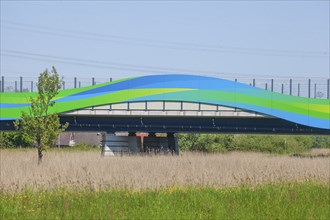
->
101, 132, 114, 156
167, 133, 179, 155
101, 131, 180, 156
102, 132, 139, 156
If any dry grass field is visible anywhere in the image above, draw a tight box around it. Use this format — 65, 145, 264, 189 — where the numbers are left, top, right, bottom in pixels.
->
1, 150, 329, 192
308, 148, 330, 156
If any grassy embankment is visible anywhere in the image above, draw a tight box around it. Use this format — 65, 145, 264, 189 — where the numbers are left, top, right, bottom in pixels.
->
1, 183, 329, 219
0, 150, 329, 219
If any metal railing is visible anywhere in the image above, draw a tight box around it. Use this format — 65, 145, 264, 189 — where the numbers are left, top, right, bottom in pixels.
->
0, 75, 329, 99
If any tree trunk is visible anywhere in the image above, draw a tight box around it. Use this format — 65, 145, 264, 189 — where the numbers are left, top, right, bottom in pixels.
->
37, 145, 43, 165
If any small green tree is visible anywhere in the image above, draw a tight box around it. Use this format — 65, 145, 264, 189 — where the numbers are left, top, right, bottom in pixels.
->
14, 67, 68, 164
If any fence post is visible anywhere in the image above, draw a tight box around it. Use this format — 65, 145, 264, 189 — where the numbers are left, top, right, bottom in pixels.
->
253, 79, 255, 87
298, 83, 300, 97
31, 81, 33, 92
20, 76, 23, 92
1, 76, 4, 92
79, 81, 81, 88
289, 79, 292, 96
271, 79, 274, 92
92, 77, 95, 85
327, 79, 330, 99
265, 83, 268, 90
314, 83, 316, 98
110, 78, 112, 82
281, 83, 284, 94
74, 77, 77, 88
308, 79, 311, 98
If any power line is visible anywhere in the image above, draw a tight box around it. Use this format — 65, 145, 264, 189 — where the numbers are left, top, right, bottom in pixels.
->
2, 49, 314, 78
4, 20, 327, 55
2, 21, 329, 57
2, 25, 326, 58
2, 49, 221, 74
1, 50, 231, 76
1, 53, 168, 74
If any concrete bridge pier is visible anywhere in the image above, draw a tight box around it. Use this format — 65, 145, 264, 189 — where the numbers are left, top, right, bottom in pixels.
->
101, 132, 139, 156
167, 132, 179, 155
101, 131, 179, 156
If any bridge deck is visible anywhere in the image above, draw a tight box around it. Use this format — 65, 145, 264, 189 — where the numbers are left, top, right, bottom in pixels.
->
1, 74, 329, 133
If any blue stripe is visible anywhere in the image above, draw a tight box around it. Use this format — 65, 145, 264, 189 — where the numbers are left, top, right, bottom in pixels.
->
0, 103, 30, 108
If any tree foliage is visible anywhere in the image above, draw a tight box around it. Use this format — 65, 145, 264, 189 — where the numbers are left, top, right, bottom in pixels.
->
0, 131, 33, 148
178, 133, 326, 154
14, 67, 68, 163
311, 136, 330, 148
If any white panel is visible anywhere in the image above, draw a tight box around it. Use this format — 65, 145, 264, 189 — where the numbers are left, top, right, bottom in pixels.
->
201, 112, 218, 116
237, 112, 255, 117
183, 111, 199, 116
79, 110, 92, 114
94, 110, 109, 115
111, 103, 128, 110
93, 105, 109, 110
218, 105, 236, 111
200, 104, 217, 111
165, 102, 181, 110
130, 102, 145, 110
220, 112, 236, 116
166, 111, 182, 116
111, 110, 129, 115
130, 111, 147, 115
147, 101, 163, 110
183, 102, 199, 111
147, 111, 165, 115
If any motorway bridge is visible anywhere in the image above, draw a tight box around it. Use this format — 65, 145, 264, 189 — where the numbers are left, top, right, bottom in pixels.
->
1, 74, 329, 153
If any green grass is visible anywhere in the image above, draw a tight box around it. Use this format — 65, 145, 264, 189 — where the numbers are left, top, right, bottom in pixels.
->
1, 182, 329, 219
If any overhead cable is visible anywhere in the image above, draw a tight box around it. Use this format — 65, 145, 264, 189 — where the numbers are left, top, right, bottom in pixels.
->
2, 21, 329, 58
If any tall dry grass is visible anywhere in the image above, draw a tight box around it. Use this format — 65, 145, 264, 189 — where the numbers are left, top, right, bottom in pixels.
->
0, 150, 329, 192
308, 148, 330, 156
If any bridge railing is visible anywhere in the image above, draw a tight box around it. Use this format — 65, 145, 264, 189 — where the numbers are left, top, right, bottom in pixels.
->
0, 75, 329, 99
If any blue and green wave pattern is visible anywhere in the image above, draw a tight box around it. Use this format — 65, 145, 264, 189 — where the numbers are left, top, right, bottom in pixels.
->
0, 75, 329, 129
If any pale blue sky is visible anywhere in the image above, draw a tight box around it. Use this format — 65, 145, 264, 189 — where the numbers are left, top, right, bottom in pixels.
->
1, 1, 329, 79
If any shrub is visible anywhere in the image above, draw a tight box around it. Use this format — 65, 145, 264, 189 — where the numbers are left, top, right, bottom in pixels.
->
179, 134, 315, 154
0, 132, 33, 149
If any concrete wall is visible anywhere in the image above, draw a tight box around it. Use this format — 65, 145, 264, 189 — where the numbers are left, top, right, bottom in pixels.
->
56, 132, 102, 147
104, 133, 139, 153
